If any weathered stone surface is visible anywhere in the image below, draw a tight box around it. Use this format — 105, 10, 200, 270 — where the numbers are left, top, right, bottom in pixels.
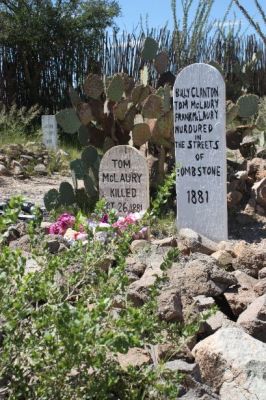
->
192, 326, 266, 399
42, 115, 58, 150
99, 145, 149, 215
34, 163, 47, 175
179, 228, 218, 255
167, 254, 236, 299
233, 241, 265, 277
130, 240, 150, 253
45, 238, 60, 254
152, 236, 177, 247
9, 234, 31, 252
247, 157, 266, 181
117, 348, 151, 369
259, 267, 266, 279
192, 295, 215, 312
252, 177, 266, 208
165, 359, 201, 381
227, 190, 243, 208
0, 163, 11, 176
237, 294, 266, 342
125, 256, 146, 279
174, 63, 227, 242
203, 311, 230, 335
180, 376, 220, 399
224, 270, 257, 317
211, 250, 233, 267
254, 279, 266, 296
127, 250, 165, 306
157, 288, 183, 322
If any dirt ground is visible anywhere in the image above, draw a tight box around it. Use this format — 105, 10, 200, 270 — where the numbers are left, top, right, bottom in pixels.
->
0, 174, 265, 244
0, 174, 72, 206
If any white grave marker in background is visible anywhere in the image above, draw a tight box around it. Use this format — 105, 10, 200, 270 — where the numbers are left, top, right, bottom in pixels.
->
99, 145, 149, 214
42, 115, 58, 150
173, 63, 227, 242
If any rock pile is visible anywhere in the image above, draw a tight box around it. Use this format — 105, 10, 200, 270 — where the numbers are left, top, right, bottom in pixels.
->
227, 152, 266, 217
121, 230, 265, 399
0, 143, 69, 179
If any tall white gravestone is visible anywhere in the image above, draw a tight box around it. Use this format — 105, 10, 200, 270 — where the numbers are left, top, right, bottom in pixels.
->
173, 63, 227, 242
42, 115, 58, 150
99, 145, 149, 214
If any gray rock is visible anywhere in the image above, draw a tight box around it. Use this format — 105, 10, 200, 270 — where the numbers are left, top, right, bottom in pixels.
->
237, 294, 266, 342
192, 295, 215, 312
157, 288, 183, 322
254, 279, 266, 296
203, 311, 230, 335
259, 267, 266, 279
165, 359, 201, 381
46, 238, 60, 254
34, 163, 47, 175
211, 250, 233, 267
179, 228, 218, 255
130, 239, 150, 253
152, 236, 177, 247
192, 326, 266, 399
224, 270, 257, 317
167, 253, 237, 299
0, 163, 11, 176
9, 234, 31, 252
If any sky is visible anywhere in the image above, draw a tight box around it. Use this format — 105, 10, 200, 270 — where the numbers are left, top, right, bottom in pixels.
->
115, 0, 264, 36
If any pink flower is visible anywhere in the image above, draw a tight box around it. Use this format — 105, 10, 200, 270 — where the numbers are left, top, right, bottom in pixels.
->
100, 214, 109, 223
48, 213, 76, 236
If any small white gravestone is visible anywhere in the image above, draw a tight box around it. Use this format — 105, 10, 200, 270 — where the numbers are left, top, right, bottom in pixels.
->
173, 63, 227, 242
99, 145, 149, 214
42, 115, 58, 150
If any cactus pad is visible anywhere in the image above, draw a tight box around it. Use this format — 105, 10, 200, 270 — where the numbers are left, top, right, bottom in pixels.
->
70, 159, 85, 180
132, 85, 151, 105
83, 175, 98, 198
154, 51, 168, 74
153, 111, 173, 140
107, 74, 124, 102
142, 94, 163, 119
59, 182, 76, 206
226, 101, 240, 124
56, 108, 81, 134
114, 99, 129, 120
44, 189, 60, 211
81, 146, 99, 168
141, 37, 158, 61
256, 113, 266, 131
77, 103, 93, 125
122, 74, 135, 97
84, 74, 104, 99
132, 123, 151, 146
78, 125, 90, 146
120, 105, 137, 131
237, 94, 259, 118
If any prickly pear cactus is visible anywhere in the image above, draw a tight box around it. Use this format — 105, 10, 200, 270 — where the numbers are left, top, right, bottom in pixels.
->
237, 94, 259, 118
107, 74, 124, 102
44, 36, 178, 210
56, 109, 81, 134
141, 37, 158, 61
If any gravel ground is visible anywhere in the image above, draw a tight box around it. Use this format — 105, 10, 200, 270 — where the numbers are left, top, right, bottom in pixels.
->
0, 174, 72, 206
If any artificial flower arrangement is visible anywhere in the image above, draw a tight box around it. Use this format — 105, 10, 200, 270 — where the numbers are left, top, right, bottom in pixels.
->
47, 207, 148, 245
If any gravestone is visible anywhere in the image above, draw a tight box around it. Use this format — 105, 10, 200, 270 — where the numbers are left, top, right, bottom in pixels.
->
99, 145, 149, 214
173, 63, 227, 242
42, 115, 58, 150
